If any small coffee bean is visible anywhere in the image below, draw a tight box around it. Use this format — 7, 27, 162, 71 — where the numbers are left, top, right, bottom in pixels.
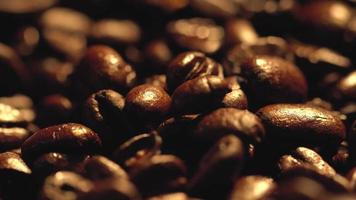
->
125, 84, 171, 129
241, 55, 308, 106
195, 108, 265, 145
257, 104, 346, 148
228, 176, 275, 200
166, 51, 223, 92
167, 18, 224, 54
40, 171, 93, 200
171, 75, 231, 115
21, 123, 102, 162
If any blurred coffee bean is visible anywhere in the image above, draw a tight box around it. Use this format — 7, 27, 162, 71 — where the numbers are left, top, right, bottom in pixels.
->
306, 98, 333, 111
0, 94, 35, 124
147, 192, 201, 200
339, 102, 356, 126
228, 176, 275, 200
125, 84, 171, 129
0, 0, 57, 14
171, 75, 231, 115
21, 123, 102, 162
191, 0, 238, 18
167, 18, 224, 54
90, 19, 141, 47
225, 19, 259, 46
39, 7, 91, 60
72, 45, 137, 98
330, 141, 349, 174
346, 167, 356, 192
144, 74, 167, 89
78, 176, 141, 200
13, 26, 40, 56
166, 51, 223, 93
112, 133, 162, 170
241, 55, 308, 107
278, 147, 336, 177
188, 134, 245, 199
84, 155, 128, 181
195, 108, 265, 145
347, 121, 356, 165
144, 0, 189, 12
257, 104, 346, 149
40, 171, 93, 200
333, 71, 356, 102
82, 89, 130, 151
37, 94, 73, 127
144, 39, 172, 72
130, 154, 187, 197
223, 36, 293, 76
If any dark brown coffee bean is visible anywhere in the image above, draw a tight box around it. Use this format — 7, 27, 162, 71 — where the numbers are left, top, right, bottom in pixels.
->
73, 45, 137, 97
84, 155, 128, 181
78, 176, 141, 200
257, 104, 346, 148
40, 171, 93, 200
125, 84, 171, 129
171, 75, 231, 115
190, 0, 238, 18
39, 7, 91, 60
188, 134, 245, 199
167, 18, 224, 54
166, 51, 223, 92
0, 0, 57, 14
112, 133, 162, 170
144, 0, 189, 12
21, 123, 102, 162
37, 94, 73, 126
130, 154, 187, 197
241, 55, 308, 106
144, 40, 172, 72
221, 77, 248, 109
278, 147, 336, 177
228, 176, 275, 200
225, 19, 258, 46
223, 36, 293, 76
330, 141, 349, 173
195, 108, 265, 144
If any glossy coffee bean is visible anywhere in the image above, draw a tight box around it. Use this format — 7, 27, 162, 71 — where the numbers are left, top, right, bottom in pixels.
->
125, 84, 171, 129
221, 77, 248, 109
0, 0, 57, 14
278, 147, 336, 177
82, 89, 130, 151
73, 45, 137, 97
256, 104, 346, 148
0, 94, 35, 123
130, 154, 187, 197
21, 123, 102, 162
166, 51, 223, 92
171, 75, 231, 115
40, 171, 93, 200
112, 133, 162, 170
228, 176, 275, 200
37, 94, 73, 126
241, 55, 308, 106
0, 151, 31, 174
78, 177, 141, 200
167, 18, 224, 54
188, 134, 245, 199
84, 155, 128, 181
195, 108, 265, 145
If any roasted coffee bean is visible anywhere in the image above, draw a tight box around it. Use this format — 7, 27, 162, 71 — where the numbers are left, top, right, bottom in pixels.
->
73, 45, 137, 97
112, 133, 162, 170
257, 104, 346, 148
144, 40, 172, 72
0, 152, 32, 200
333, 71, 356, 102
224, 19, 258, 46
21, 123, 102, 162
330, 141, 349, 173
0, 94, 35, 123
148, 192, 201, 200
195, 108, 265, 145
143, 0, 189, 12
130, 154, 187, 197
78, 177, 141, 200
346, 167, 356, 192
240, 55, 308, 107
278, 147, 336, 177
223, 36, 293, 76
37, 94, 73, 126
0, 0, 57, 14
144, 74, 167, 89
171, 75, 231, 115
39, 7, 91, 60
306, 98, 333, 111
125, 84, 171, 129
13, 26, 40, 56
90, 19, 141, 46
190, 0, 238, 18
166, 51, 223, 92
40, 171, 93, 200
188, 134, 245, 199
167, 18, 224, 54
228, 176, 275, 200
221, 76, 248, 109
84, 155, 128, 181
82, 89, 130, 151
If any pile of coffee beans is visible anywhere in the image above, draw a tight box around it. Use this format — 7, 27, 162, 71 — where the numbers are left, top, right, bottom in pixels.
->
0, 0, 355, 199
